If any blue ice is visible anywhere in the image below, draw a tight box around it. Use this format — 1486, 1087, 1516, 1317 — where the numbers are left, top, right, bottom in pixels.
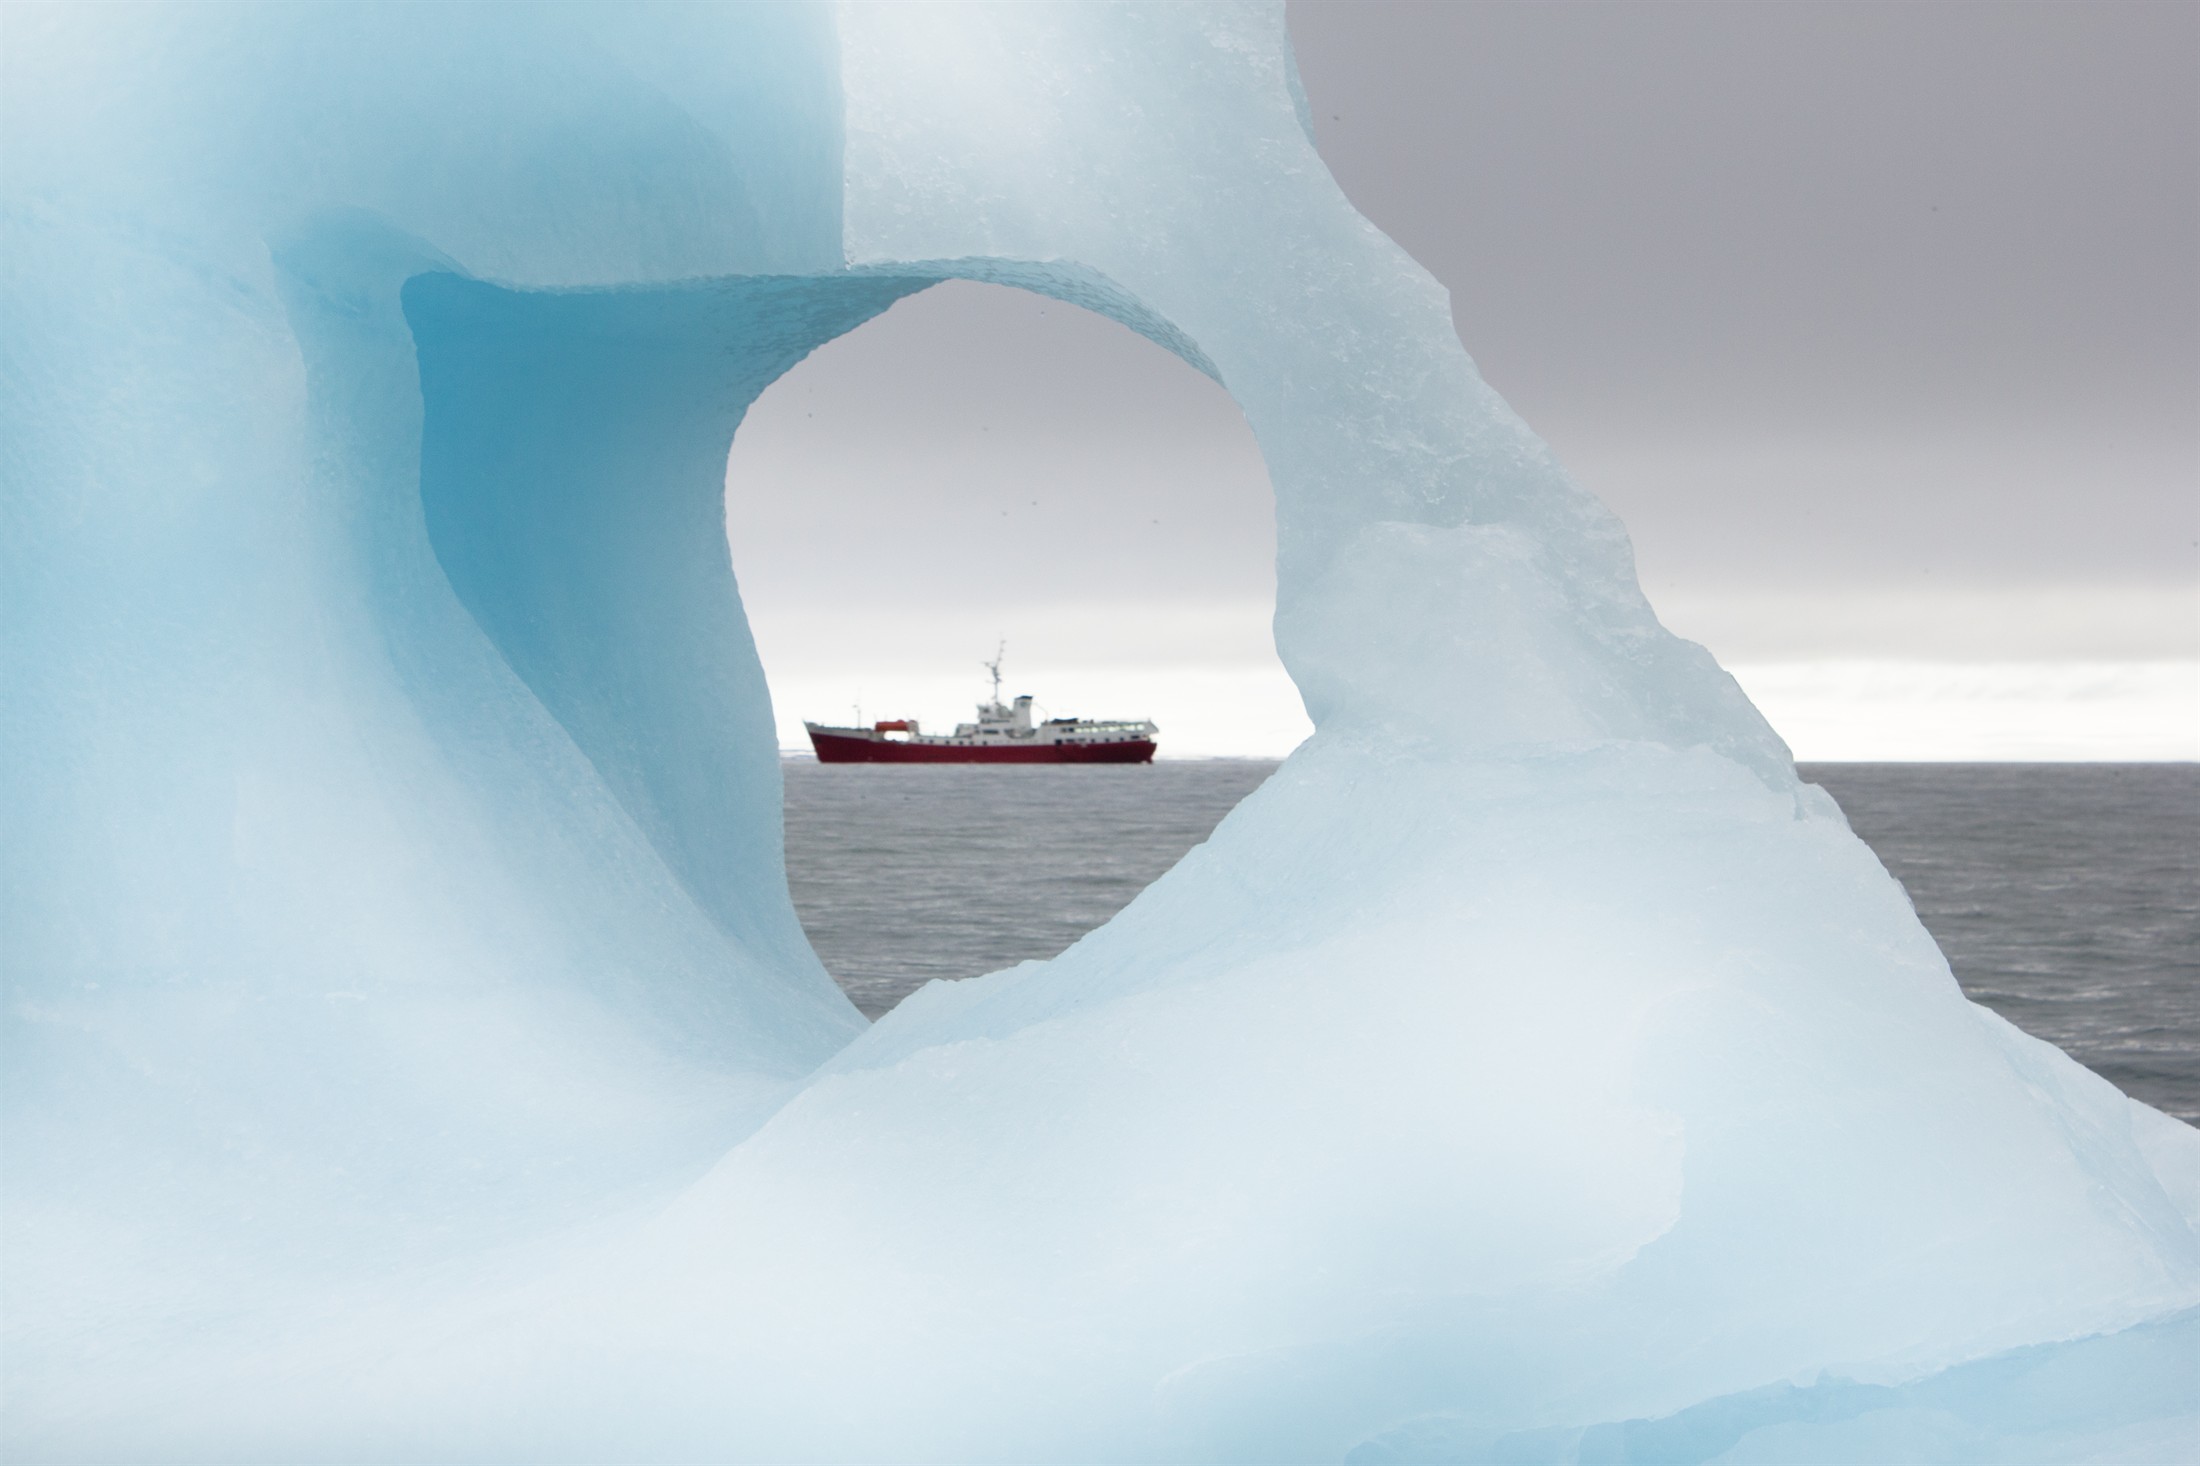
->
2, 3, 2191, 1460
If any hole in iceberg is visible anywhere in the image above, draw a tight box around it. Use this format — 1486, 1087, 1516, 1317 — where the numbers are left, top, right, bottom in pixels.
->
725, 278, 1303, 1012
404, 268, 1303, 1025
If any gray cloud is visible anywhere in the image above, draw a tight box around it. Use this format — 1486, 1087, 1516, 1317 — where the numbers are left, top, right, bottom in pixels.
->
1287, 0, 2198, 632
727, 280, 1274, 614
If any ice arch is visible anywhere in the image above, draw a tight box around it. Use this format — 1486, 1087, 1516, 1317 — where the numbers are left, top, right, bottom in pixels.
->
2, 3, 2192, 1461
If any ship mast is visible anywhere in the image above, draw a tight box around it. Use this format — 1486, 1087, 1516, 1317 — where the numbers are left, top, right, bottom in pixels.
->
983, 641, 1005, 708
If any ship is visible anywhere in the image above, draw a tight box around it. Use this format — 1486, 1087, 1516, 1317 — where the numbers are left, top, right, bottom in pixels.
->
804, 648, 1157, 764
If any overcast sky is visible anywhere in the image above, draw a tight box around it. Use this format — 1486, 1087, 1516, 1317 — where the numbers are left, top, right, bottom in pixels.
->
1290, 0, 2197, 658
729, 1, 2197, 758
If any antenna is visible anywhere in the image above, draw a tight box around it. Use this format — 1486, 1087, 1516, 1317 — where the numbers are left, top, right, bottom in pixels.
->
982, 640, 1005, 706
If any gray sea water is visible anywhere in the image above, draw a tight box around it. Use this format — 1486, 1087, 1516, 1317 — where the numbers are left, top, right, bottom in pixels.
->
782, 760, 2200, 1123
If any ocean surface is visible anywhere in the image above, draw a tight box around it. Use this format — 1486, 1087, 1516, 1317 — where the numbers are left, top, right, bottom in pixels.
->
782, 760, 2200, 1123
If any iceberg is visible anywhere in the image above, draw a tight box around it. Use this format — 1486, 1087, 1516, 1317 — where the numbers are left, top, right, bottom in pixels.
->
2, 2, 2191, 1460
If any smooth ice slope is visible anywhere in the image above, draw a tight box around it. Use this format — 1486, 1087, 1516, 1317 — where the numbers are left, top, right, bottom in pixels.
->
3, 3, 2193, 1461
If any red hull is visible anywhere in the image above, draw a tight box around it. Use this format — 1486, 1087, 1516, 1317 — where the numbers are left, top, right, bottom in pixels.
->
808, 729, 1155, 764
